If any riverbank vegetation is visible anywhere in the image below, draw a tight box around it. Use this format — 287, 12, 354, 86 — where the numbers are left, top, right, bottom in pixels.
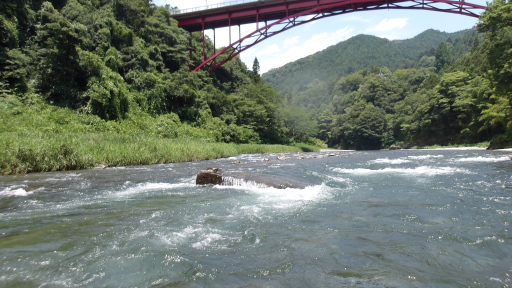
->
263, 0, 512, 150
0, 88, 315, 174
0, 0, 320, 174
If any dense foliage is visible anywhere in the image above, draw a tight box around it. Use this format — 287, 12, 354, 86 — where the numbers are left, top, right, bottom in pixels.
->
0, 0, 300, 149
262, 2, 512, 149
0, 0, 326, 174
1, 0, 511, 171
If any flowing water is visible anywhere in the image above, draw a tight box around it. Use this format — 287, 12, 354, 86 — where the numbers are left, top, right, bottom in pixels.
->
1, 149, 511, 287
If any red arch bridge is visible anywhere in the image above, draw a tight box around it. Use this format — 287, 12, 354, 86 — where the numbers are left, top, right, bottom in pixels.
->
171, 0, 486, 73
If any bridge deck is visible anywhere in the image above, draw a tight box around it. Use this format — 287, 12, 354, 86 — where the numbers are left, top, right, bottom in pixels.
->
173, 0, 394, 32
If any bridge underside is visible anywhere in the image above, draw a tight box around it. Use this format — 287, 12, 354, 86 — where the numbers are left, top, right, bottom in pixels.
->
172, 0, 486, 73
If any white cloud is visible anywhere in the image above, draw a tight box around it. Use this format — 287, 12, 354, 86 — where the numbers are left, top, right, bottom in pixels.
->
302, 14, 317, 22
241, 23, 260, 35
284, 36, 300, 46
203, 28, 229, 47
374, 32, 404, 40
336, 15, 375, 23
244, 44, 280, 62
366, 18, 409, 32
332, 27, 355, 40
256, 44, 281, 56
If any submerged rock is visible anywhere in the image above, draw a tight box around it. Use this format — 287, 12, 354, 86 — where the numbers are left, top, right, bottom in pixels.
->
196, 168, 223, 185
196, 168, 309, 189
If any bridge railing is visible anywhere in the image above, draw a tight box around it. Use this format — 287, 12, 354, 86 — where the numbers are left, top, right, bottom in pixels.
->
170, 0, 260, 15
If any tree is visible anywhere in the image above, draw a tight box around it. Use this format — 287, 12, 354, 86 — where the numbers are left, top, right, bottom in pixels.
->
316, 107, 334, 142
282, 105, 318, 142
435, 71, 472, 138
435, 41, 453, 72
477, 0, 512, 35
357, 73, 401, 113
476, 0, 512, 147
0, 0, 36, 91
478, 0, 512, 95
34, 2, 87, 106
252, 57, 260, 75
294, 79, 330, 113
79, 50, 130, 120
331, 101, 388, 150
138, 5, 189, 72
114, 0, 152, 32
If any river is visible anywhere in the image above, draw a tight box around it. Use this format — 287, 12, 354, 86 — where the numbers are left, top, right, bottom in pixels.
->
1, 149, 511, 287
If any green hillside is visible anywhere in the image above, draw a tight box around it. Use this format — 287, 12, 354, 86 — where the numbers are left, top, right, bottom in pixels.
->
263, 29, 472, 97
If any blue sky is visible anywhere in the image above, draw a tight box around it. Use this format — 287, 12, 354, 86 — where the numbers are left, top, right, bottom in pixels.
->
155, 0, 488, 73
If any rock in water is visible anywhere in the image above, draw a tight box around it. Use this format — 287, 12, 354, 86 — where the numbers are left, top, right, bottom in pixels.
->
196, 168, 309, 189
196, 168, 223, 185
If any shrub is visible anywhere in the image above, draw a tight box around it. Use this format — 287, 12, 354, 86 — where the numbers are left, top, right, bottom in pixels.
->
155, 113, 180, 138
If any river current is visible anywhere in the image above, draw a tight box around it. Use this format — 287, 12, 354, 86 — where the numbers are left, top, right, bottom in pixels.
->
1, 149, 511, 287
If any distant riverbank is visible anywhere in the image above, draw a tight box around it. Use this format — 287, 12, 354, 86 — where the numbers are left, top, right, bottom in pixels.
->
4, 132, 505, 176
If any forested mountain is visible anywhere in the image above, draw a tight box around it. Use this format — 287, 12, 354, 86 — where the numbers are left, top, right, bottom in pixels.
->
262, 29, 472, 97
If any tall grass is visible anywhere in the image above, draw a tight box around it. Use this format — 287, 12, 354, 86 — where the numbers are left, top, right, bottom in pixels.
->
0, 93, 320, 175
0, 131, 310, 175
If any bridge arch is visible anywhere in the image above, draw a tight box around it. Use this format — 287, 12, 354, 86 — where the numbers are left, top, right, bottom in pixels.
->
172, 0, 486, 73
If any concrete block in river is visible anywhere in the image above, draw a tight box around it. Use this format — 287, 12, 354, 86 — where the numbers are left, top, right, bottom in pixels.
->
196, 168, 309, 189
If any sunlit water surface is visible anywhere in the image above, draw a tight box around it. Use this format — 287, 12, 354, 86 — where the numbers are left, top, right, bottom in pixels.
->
1, 150, 511, 287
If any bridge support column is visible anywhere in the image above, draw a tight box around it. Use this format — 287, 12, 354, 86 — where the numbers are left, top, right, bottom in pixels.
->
228, 17, 232, 45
